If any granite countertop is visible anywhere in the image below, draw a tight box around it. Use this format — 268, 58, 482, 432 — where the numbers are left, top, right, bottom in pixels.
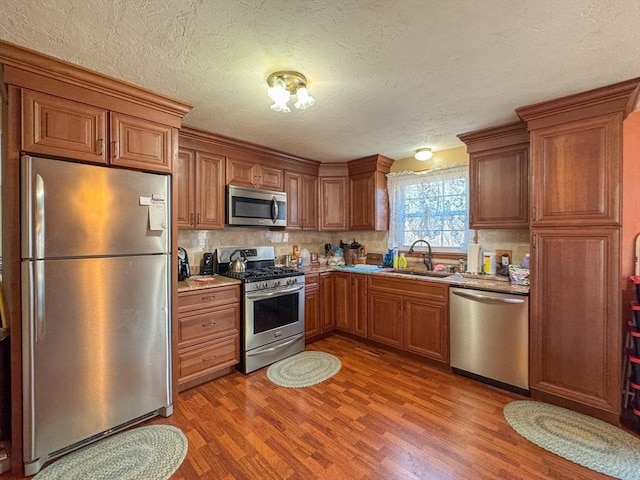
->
178, 266, 528, 295
300, 265, 529, 295
177, 274, 242, 292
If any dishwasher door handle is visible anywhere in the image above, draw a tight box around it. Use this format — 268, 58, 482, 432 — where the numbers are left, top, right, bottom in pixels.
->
452, 290, 525, 304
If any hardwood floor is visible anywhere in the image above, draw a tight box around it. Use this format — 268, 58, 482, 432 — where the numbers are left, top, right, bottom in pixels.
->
153, 335, 611, 479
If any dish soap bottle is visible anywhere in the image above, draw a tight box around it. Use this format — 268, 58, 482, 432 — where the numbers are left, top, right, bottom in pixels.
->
398, 253, 408, 269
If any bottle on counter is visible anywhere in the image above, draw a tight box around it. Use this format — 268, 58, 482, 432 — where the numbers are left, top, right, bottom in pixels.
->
522, 253, 530, 269
398, 253, 408, 269
392, 247, 399, 268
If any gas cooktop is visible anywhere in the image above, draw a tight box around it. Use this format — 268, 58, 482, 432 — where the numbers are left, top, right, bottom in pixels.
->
223, 266, 303, 282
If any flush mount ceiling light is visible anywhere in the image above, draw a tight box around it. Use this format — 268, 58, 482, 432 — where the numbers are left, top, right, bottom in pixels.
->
267, 71, 315, 113
415, 148, 433, 161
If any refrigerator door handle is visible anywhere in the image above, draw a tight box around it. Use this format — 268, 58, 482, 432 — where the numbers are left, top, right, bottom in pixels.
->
20, 155, 45, 259
34, 260, 46, 343
34, 174, 45, 259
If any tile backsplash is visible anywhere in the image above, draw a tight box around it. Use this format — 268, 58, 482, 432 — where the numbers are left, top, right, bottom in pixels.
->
178, 229, 388, 272
178, 228, 530, 272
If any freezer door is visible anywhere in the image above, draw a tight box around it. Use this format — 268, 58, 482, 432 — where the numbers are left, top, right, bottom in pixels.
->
22, 254, 171, 465
21, 155, 170, 258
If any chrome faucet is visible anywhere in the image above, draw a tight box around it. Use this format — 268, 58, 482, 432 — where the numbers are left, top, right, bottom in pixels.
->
408, 239, 433, 271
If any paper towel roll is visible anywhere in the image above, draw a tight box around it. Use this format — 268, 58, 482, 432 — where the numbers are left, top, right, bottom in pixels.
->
467, 244, 482, 273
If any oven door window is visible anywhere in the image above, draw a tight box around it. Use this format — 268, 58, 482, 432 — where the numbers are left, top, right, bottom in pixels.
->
253, 293, 299, 334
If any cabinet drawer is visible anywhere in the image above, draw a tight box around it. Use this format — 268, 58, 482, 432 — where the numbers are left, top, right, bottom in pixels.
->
178, 304, 239, 347
178, 336, 239, 386
369, 276, 448, 301
178, 285, 240, 313
305, 272, 319, 285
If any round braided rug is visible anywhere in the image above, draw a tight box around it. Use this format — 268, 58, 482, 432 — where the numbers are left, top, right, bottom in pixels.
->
504, 401, 640, 480
267, 351, 341, 388
34, 425, 187, 480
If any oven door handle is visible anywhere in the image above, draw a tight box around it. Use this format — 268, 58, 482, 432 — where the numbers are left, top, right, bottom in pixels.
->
246, 333, 305, 356
245, 284, 304, 300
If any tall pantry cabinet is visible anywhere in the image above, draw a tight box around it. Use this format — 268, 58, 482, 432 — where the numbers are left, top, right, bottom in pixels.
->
516, 78, 640, 423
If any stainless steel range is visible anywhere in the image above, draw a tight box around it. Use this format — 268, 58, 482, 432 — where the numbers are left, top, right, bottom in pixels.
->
215, 246, 305, 373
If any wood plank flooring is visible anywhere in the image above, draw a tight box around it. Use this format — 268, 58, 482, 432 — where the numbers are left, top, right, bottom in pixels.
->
155, 335, 612, 479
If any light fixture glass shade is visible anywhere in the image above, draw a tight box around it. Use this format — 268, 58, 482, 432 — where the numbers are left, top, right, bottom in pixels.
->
294, 87, 315, 109
267, 77, 291, 112
415, 148, 433, 161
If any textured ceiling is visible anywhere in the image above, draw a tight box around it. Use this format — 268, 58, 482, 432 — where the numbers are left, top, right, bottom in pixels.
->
1, 0, 639, 162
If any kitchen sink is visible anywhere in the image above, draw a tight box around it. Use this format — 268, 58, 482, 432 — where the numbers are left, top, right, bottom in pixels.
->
390, 269, 453, 278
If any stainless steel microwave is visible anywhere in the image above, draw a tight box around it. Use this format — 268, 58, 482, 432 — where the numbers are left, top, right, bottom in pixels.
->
226, 185, 287, 227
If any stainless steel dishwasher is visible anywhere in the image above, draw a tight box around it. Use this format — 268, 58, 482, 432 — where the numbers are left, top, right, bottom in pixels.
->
449, 287, 529, 395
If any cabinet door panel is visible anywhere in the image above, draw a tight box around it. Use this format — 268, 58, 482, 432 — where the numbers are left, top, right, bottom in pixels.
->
320, 177, 348, 231
404, 298, 448, 362
352, 274, 368, 338
531, 113, 621, 226
368, 290, 402, 348
334, 273, 351, 333
530, 228, 620, 412
259, 165, 283, 190
285, 172, 302, 229
349, 173, 375, 230
22, 90, 107, 164
319, 273, 335, 333
178, 336, 239, 388
470, 145, 529, 228
305, 285, 321, 340
302, 174, 319, 230
196, 152, 225, 229
110, 113, 172, 172
177, 149, 196, 228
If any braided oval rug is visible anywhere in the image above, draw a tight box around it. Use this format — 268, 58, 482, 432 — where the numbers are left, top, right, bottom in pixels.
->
267, 351, 342, 388
504, 401, 640, 480
34, 425, 187, 480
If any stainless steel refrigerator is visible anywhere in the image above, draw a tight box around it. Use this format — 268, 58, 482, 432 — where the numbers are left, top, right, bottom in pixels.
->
21, 155, 172, 475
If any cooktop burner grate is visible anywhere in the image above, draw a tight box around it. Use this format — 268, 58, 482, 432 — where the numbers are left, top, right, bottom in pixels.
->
223, 266, 303, 282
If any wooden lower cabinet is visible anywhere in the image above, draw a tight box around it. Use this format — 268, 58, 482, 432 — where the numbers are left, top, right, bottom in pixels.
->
368, 290, 403, 348
177, 285, 240, 391
333, 272, 368, 338
368, 276, 449, 363
352, 273, 368, 337
404, 296, 448, 363
334, 272, 351, 333
319, 272, 335, 333
304, 273, 321, 341
530, 228, 620, 416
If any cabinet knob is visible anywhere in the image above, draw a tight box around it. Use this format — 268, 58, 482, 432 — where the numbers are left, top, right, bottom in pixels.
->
96, 139, 104, 155
201, 296, 215, 301
202, 356, 216, 362
201, 321, 216, 329
111, 141, 119, 158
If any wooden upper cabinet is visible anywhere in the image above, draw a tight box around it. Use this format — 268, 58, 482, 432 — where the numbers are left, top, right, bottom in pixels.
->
319, 177, 348, 231
284, 171, 318, 230
458, 122, 529, 229
110, 112, 173, 172
196, 152, 226, 228
348, 154, 393, 231
177, 147, 225, 229
528, 113, 621, 227
21, 89, 176, 173
226, 157, 283, 190
177, 149, 196, 227
22, 89, 108, 164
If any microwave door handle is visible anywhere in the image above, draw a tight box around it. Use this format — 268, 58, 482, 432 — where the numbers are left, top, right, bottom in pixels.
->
271, 196, 278, 224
